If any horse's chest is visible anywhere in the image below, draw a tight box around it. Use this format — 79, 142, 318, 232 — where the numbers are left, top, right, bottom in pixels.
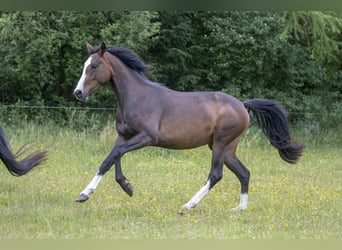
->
116, 118, 136, 137
116, 109, 149, 139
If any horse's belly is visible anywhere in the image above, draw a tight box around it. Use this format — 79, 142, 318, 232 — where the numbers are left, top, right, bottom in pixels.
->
158, 137, 210, 149
157, 122, 214, 149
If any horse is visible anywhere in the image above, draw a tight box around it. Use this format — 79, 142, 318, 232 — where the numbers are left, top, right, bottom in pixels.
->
73, 43, 304, 214
0, 126, 47, 176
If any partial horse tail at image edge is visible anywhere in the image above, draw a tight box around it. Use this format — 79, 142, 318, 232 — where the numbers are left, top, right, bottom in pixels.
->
0, 127, 47, 176
243, 99, 305, 164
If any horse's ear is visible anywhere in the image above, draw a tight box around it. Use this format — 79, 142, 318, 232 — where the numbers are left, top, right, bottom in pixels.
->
100, 42, 106, 56
86, 43, 94, 54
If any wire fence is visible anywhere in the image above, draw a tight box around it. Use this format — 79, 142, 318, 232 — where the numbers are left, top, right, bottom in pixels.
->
0, 104, 116, 111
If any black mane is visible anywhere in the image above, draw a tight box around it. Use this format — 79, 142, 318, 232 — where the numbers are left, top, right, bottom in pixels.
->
91, 45, 150, 74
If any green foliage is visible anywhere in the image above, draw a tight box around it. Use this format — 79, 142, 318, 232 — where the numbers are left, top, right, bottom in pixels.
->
194, 12, 289, 98
0, 11, 341, 128
100, 11, 160, 54
281, 11, 342, 62
148, 11, 197, 91
280, 11, 342, 126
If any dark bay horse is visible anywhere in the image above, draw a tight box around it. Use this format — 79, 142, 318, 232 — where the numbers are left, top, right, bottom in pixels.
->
0, 126, 47, 176
73, 43, 304, 213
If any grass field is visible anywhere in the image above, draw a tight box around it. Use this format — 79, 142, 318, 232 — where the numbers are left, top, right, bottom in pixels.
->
0, 121, 341, 239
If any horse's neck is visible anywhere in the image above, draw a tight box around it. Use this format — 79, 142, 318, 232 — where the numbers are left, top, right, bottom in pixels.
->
110, 60, 151, 110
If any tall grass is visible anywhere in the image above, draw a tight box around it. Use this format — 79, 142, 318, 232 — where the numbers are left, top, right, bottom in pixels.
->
0, 120, 340, 239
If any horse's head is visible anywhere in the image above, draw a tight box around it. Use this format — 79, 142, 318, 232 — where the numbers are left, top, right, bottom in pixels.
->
73, 43, 112, 101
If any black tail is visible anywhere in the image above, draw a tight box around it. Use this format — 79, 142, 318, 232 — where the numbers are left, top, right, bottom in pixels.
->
243, 99, 304, 164
0, 127, 47, 176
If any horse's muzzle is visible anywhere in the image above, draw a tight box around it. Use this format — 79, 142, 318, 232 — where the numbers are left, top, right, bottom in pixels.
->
74, 89, 87, 102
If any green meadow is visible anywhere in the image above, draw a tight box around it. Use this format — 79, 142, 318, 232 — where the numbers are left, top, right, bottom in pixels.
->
0, 122, 341, 239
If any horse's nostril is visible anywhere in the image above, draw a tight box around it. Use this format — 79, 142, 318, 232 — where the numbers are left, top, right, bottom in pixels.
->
74, 90, 83, 99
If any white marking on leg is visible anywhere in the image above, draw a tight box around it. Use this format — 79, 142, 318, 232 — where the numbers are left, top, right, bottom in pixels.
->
182, 180, 211, 210
74, 57, 92, 94
80, 171, 103, 196
231, 193, 248, 210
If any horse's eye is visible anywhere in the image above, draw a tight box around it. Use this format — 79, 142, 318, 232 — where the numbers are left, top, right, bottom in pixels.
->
91, 64, 97, 69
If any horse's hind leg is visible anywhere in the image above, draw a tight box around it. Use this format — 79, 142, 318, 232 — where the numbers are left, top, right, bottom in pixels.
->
224, 141, 250, 210
178, 139, 226, 214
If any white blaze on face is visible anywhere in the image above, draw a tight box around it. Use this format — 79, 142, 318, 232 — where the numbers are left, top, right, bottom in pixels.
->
74, 57, 92, 95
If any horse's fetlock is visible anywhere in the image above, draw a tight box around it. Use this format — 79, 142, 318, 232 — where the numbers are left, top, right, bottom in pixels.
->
115, 176, 125, 183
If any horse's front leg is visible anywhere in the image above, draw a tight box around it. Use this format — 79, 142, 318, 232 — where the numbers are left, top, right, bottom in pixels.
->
75, 136, 126, 202
75, 133, 154, 202
112, 132, 154, 196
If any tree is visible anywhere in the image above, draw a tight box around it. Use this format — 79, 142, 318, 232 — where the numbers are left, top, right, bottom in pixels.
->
147, 11, 199, 91
280, 11, 342, 124
100, 11, 160, 55
281, 11, 342, 63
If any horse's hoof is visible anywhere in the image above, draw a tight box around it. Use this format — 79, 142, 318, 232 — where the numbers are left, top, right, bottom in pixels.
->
125, 183, 133, 197
230, 206, 246, 211
75, 193, 89, 202
177, 207, 191, 215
